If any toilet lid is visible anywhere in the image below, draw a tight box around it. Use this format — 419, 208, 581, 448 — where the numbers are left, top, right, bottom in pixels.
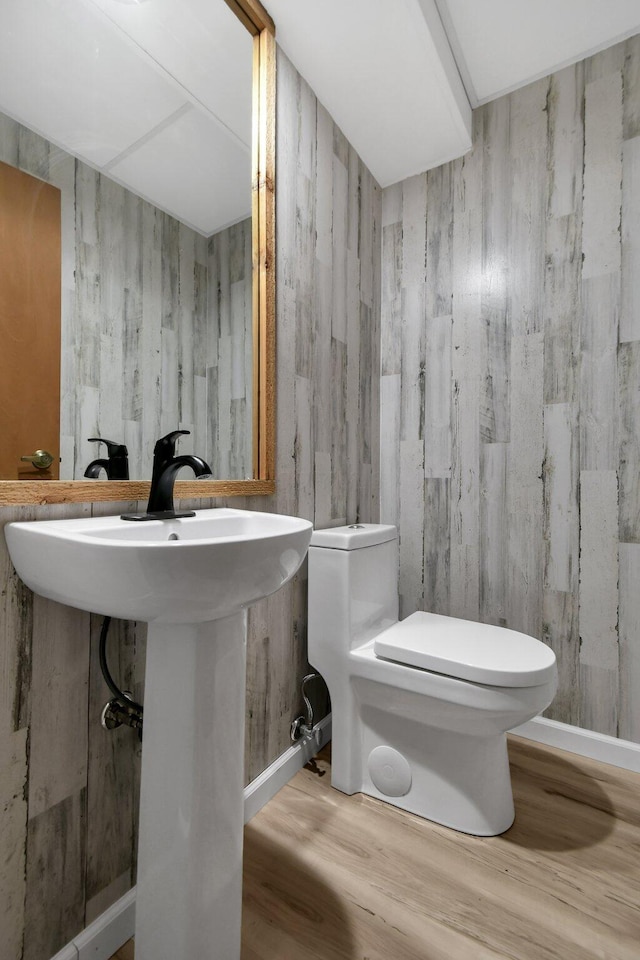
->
373, 612, 556, 687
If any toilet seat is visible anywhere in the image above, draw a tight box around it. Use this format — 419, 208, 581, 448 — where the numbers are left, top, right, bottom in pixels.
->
373, 612, 556, 688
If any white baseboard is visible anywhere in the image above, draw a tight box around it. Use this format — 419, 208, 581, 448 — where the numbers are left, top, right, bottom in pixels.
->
49, 716, 332, 960
511, 716, 640, 773
50, 890, 137, 960
50, 946, 78, 960
75, 890, 136, 960
244, 713, 332, 822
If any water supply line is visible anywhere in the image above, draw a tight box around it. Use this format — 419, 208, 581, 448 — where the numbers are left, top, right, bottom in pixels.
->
290, 672, 321, 743
99, 616, 144, 739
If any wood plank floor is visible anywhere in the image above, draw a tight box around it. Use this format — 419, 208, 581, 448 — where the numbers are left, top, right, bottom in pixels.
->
110, 736, 640, 959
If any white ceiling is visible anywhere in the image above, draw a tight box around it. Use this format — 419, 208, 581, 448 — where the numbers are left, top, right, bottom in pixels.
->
2, 0, 639, 220
269, 0, 640, 187
0, 0, 253, 236
266, 0, 473, 188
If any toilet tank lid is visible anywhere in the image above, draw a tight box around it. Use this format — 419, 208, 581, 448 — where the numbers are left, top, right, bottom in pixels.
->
310, 523, 397, 550
374, 612, 557, 687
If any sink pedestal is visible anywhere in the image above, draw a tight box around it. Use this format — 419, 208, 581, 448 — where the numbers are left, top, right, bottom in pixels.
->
135, 613, 248, 960
4, 508, 313, 960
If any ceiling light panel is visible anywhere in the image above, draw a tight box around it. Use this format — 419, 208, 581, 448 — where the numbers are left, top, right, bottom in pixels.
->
88, 0, 253, 146
106, 105, 251, 236
439, 0, 640, 104
0, 0, 187, 167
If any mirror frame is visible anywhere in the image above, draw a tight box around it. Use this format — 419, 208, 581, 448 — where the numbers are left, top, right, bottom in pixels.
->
0, 0, 276, 507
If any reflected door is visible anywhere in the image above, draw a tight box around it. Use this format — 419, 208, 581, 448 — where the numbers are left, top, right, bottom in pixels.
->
0, 161, 61, 479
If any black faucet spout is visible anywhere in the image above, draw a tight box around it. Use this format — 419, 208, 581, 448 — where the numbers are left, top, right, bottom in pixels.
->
84, 458, 109, 478
147, 455, 211, 514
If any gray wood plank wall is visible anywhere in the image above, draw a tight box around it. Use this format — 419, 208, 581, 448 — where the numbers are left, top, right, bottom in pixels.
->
380, 35, 640, 743
0, 113, 252, 483
0, 47, 381, 960
237, 49, 381, 783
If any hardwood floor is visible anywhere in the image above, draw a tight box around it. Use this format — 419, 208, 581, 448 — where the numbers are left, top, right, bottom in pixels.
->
111, 736, 640, 959
110, 942, 134, 960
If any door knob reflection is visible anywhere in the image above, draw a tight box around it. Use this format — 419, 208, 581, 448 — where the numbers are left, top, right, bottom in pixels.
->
20, 449, 54, 470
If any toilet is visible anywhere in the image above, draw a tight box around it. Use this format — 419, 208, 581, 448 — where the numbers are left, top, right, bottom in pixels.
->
307, 523, 557, 836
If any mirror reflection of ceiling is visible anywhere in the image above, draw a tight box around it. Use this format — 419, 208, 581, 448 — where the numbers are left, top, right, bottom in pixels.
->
0, 0, 253, 237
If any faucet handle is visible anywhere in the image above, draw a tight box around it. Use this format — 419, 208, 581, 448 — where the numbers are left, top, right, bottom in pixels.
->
154, 430, 191, 458
88, 438, 128, 457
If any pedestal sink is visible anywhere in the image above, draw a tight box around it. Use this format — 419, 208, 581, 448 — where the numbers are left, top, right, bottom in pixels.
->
5, 508, 313, 960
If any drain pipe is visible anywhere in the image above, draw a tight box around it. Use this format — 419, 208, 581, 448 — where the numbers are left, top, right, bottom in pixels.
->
290, 673, 322, 743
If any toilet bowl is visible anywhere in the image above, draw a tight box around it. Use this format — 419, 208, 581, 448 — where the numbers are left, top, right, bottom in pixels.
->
308, 523, 557, 836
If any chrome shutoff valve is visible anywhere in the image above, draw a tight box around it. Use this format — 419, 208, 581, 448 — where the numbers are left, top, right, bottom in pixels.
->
290, 673, 320, 742
101, 693, 143, 737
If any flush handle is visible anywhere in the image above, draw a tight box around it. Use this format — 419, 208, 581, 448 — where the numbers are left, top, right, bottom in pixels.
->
20, 449, 54, 470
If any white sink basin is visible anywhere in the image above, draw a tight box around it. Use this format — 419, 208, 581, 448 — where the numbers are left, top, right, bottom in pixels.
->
5, 507, 312, 623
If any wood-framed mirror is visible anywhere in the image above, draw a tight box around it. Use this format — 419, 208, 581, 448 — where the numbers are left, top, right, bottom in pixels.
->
0, 0, 275, 507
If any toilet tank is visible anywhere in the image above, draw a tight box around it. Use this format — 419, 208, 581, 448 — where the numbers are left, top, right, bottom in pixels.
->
308, 524, 399, 668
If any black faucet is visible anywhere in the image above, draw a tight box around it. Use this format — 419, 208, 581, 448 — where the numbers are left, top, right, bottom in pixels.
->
121, 430, 211, 521
84, 438, 129, 479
